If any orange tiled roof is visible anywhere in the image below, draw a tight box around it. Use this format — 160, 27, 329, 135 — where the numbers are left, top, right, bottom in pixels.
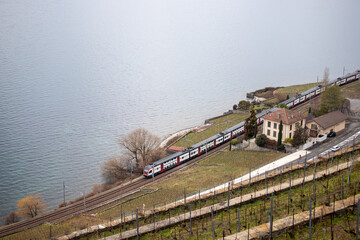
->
262, 108, 305, 125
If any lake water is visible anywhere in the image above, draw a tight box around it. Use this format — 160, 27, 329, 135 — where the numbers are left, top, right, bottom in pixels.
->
0, 0, 359, 223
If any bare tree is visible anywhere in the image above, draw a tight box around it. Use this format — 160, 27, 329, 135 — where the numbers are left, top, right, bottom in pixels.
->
101, 156, 130, 184
118, 128, 160, 170
323, 67, 330, 85
5, 211, 20, 225
149, 147, 167, 163
16, 194, 46, 219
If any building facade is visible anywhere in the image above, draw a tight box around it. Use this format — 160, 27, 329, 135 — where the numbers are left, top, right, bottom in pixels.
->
306, 110, 347, 137
262, 108, 306, 142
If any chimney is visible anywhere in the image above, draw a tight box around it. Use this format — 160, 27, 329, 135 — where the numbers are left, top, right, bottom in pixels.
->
278, 113, 280, 119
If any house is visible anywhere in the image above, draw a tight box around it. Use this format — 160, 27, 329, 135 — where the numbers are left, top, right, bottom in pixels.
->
306, 110, 347, 137
262, 108, 306, 142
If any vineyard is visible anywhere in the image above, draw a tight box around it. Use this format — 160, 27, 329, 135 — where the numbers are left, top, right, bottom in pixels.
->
82, 148, 360, 240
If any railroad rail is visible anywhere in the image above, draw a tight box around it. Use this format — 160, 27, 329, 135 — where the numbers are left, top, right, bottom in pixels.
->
0, 140, 230, 238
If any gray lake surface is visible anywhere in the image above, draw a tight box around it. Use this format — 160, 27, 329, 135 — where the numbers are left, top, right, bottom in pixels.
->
0, 0, 359, 223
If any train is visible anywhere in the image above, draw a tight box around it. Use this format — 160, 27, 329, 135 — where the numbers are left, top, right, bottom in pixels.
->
143, 70, 360, 177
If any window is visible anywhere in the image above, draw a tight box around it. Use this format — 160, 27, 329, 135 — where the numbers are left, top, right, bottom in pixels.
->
289, 132, 292, 138
267, 129, 270, 136
274, 123, 277, 129
311, 124, 317, 130
273, 131, 277, 138
301, 120, 303, 126
268, 121, 271, 128
290, 124, 292, 131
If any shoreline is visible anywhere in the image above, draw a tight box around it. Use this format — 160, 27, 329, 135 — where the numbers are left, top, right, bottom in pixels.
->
159, 123, 213, 149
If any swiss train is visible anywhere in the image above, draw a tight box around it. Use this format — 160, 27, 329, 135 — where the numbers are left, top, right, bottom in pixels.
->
143, 70, 360, 177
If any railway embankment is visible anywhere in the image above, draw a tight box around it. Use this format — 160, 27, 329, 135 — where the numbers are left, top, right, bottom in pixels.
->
56, 145, 360, 240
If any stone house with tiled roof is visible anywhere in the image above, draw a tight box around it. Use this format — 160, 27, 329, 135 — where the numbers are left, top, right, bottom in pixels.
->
262, 108, 306, 142
306, 111, 347, 137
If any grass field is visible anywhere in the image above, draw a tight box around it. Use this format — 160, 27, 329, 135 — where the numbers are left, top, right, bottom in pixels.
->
341, 80, 360, 91
274, 82, 322, 94
171, 113, 248, 148
97, 150, 286, 220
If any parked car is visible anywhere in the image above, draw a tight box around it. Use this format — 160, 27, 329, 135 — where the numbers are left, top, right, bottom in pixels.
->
327, 132, 336, 137
331, 145, 340, 152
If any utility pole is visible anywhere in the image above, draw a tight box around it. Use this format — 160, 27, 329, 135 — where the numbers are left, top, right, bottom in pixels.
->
152, 164, 154, 182
63, 181, 65, 206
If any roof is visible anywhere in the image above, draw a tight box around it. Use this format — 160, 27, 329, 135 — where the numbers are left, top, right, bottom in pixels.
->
307, 111, 347, 129
168, 146, 185, 152
262, 108, 305, 125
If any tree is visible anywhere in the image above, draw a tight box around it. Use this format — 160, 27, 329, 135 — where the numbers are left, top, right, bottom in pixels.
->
5, 211, 20, 225
318, 85, 345, 116
16, 194, 46, 219
244, 108, 258, 140
118, 128, 160, 171
277, 120, 283, 147
277, 103, 289, 109
233, 104, 238, 110
292, 126, 308, 147
101, 156, 130, 184
238, 100, 251, 111
255, 134, 267, 147
323, 67, 330, 85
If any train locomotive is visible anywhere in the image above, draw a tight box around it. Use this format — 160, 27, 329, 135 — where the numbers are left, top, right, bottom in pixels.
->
144, 70, 360, 177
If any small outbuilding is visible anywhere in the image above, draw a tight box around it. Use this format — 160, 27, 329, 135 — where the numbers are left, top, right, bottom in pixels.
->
306, 110, 347, 137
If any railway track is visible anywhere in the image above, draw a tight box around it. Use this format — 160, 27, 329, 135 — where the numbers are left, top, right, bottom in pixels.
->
0, 140, 230, 238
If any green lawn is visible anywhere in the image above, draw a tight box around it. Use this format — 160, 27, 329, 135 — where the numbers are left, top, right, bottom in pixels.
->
172, 113, 248, 148
341, 80, 360, 91
274, 82, 322, 95
97, 150, 286, 220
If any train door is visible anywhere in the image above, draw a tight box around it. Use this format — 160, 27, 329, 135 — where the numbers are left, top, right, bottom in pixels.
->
161, 163, 164, 172
177, 156, 180, 165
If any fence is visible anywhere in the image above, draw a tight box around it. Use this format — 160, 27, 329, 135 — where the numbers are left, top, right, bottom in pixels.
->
31, 131, 360, 240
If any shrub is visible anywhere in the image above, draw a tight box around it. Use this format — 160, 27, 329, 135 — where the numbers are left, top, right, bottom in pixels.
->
265, 138, 278, 150
255, 134, 267, 147
277, 103, 289, 109
284, 138, 292, 144
5, 211, 20, 225
233, 104, 238, 110
277, 144, 285, 152
230, 139, 239, 145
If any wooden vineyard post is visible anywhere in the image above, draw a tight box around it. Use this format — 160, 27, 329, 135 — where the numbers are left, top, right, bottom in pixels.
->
356, 198, 359, 240
136, 209, 139, 240
288, 171, 292, 214
270, 193, 274, 239
211, 207, 215, 240
189, 204, 192, 235
309, 200, 312, 240
238, 209, 241, 232
227, 182, 230, 211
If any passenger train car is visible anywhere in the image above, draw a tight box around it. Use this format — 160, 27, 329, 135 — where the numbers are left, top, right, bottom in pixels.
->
143, 108, 278, 177
143, 70, 360, 177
